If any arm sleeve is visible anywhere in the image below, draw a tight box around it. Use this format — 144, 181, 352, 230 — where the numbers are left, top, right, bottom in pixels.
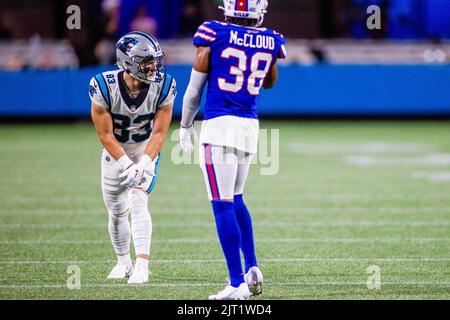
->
181, 69, 208, 128
274, 32, 287, 60
278, 43, 287, 59
193, 21, 217, 47
89, 76, 108, 109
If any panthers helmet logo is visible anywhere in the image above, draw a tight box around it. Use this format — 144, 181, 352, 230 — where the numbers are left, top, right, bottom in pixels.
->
117, 37, 140, 54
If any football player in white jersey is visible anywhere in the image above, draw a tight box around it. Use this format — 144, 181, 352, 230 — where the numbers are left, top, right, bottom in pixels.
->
90, 32, 176, 284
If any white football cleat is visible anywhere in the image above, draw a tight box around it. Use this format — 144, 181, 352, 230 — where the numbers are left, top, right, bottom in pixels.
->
208, 283, 250, 300
244, 266, 263, 296
107, 262, 133, 279
127, 263, 150, 284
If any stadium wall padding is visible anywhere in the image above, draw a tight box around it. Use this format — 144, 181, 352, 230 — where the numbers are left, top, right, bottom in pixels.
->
1, 64, 450, 117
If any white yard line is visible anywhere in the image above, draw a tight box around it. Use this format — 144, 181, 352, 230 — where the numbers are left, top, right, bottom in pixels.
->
154, 221, 450, 227
0, 258, 449, 265
269, 281, 450, 286
0, 220, 449, 229
345, 154, 450, 167
0, 281, 449, 290
0, 238, 448, 245
2, 193, 450, 203
2, 206, 450, 217
413, 171, 450, 182
287, 142, 437, 155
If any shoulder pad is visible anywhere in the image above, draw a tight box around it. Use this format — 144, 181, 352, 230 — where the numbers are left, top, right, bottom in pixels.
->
193, 21, 219, 47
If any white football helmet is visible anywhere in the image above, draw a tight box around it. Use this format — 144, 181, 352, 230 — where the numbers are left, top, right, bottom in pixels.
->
116, 31, 165, 84
219, 0, 269, 27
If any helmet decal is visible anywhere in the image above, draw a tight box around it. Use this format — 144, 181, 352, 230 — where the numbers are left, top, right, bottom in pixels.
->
117, 37, 140, 54
128, 31, 161, 52
220, 0, 269, 27
235, 0, 248, 11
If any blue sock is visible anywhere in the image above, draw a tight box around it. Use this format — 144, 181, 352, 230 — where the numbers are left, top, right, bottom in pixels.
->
234, 194, 257, 273
211, 201, 244, 288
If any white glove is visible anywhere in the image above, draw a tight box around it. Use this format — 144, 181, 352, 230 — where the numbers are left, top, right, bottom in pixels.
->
116, 155, 133, 172
118, 154, 155, 188
179, 125, 197, 153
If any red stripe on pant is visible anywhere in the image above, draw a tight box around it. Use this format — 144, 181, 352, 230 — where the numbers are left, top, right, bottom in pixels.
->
205, 144, 220, 201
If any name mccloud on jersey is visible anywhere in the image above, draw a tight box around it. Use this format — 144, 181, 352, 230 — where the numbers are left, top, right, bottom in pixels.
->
229, 31, 275, 50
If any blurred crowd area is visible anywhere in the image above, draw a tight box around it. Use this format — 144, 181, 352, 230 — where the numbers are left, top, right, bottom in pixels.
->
0, 0, 449, 70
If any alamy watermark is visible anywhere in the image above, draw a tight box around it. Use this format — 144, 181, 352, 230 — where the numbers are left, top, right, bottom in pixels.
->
171, 125, 280, 176
367, 5, 382, 30
66, 265, 81, 289
66, 5, 81, 30
366, 265, 381, 290
65, 4, 381, 35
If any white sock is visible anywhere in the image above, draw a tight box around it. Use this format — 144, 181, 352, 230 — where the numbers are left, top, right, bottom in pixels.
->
136, 257, 149, 268
128, 189, 152, 257
117, 253, 132, 266
108, 210, 131, 256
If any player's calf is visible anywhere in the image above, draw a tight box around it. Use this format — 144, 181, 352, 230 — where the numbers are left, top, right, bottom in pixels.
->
127, 188, 152, 284
107, 208, 132, 257
128, 188, 152, 258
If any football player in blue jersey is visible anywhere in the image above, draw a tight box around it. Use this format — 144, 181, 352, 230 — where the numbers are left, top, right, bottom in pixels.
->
179, 0, 286, 300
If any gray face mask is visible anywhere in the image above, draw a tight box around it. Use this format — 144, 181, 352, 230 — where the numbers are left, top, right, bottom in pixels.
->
132, 55, 166, 84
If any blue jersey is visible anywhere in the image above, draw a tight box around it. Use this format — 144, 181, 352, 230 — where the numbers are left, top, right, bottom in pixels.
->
193, 20, 287, 120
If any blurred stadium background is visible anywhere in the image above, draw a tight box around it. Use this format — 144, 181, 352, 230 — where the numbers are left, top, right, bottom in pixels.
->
1, 0, 450, 117
0, 0, 449, 300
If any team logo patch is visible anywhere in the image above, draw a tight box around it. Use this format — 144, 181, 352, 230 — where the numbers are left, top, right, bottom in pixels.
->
172, 85, 177, 97
89, 85, 97, 97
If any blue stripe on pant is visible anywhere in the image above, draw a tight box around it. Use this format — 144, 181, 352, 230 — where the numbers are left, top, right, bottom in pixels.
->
147, 154, 161, 194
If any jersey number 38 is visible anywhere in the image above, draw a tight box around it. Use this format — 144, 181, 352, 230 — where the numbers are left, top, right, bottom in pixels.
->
218, 48, 273, 96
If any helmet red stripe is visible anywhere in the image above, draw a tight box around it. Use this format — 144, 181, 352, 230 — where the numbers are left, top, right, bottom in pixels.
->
235, 0, 247, 11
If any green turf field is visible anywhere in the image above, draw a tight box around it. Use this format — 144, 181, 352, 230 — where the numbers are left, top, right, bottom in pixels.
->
0, 121, 449, 300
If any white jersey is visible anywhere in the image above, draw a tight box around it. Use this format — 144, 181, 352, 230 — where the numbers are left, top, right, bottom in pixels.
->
89, 69, 176, 159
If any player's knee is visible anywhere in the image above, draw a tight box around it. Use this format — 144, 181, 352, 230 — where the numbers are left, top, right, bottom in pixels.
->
217, 199, 234, 203
108, 207, 129, 232
128, 188, 149, 215
211, 200, 238, 217
234, 194, 244, 205
233, 194, 251, 220
108, 202, 129, 218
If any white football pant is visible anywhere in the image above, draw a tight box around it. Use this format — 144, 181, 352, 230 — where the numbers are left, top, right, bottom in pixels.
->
199, 144, 254, 201
101, 149, 159, 257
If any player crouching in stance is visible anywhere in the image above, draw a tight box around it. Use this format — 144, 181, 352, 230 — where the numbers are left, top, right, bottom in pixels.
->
179, 0, 286, 299
90, 32, 176, 284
